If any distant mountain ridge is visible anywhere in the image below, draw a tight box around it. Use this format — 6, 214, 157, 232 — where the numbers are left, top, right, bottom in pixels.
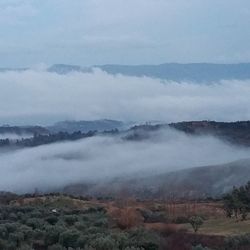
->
95, 63, 250, 82
2, 63, 250, 82
48, 63, 250, 82
48, 119, 125, 133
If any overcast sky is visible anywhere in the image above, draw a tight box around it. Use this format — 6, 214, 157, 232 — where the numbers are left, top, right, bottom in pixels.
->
1, 0, 250, 67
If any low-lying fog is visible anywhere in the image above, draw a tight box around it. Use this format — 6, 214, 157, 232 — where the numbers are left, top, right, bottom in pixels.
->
0, 128, 249, 193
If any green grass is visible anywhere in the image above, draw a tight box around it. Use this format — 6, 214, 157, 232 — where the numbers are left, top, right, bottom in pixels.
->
184, 218, 250, 236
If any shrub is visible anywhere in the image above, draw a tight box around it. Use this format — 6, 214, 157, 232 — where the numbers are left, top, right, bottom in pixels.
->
59, 229, 80, 248
8, 232, 24, 247
110, 232, 129, 249
46, 216, 59, 225
90, 235, 118, 250
0, 225, 8, 239
18, 244, 34, 250
45, 227, 61, 246
19, 225, 33, 241
128, 228, 159, 250
139, 209, 168, 223
25, 218, 43, 229
32, 229, 45, 240
5, 223, 18, 233
124, 247, 144, 250
75, 221, 87, 232
189, 216, 204, 233
224, 234, 250, 249
111, 208, 143, 229
77, 235, 88, 248
192, 245, 213, 250
48, 243, 65, 250
0, 239, 7, 249
63, 215, 78, 226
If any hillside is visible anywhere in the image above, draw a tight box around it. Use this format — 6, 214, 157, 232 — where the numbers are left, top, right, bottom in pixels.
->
63, 159, 250, 199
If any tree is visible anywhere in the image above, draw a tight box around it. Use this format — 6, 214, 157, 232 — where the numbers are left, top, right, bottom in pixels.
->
223, 182, 250, 221
189, 216, 204, 233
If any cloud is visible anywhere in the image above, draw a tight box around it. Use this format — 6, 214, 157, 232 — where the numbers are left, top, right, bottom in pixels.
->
0, 128, 250, 193
0, 70, 250, 125
0, 0, 36, 26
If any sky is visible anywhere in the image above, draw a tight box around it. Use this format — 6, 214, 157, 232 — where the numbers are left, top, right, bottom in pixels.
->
1, 0, 250, 67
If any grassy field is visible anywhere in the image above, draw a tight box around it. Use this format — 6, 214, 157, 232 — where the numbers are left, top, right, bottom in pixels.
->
184, 217, 250, 236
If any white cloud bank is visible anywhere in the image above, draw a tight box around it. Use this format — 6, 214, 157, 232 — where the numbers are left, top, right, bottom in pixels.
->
0, 128, 250, 193
0, 70, 250, 124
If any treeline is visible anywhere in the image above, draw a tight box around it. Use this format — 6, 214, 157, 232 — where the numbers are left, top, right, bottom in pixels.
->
0, 129, 120, 148
16, 131, 97, 147
223, 181, 250, 220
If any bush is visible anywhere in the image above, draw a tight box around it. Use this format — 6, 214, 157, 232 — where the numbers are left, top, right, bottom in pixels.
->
0, 225, 8, 239
32, 229, 45, 240
0, 239, 7, 249
63, 215, 78, 226
77, 235, 89, 248
19, 225, 33, 241
128, 228, 159, 250
8, 232, 24, 247
45, 227, 62, 246
124, 247, 144, 250
5, 223, 18, 234
192, 245, 213, 250
48, 243, 65, 250
59, 229, 80, 248
18, 244, 34, 250
139, 209, 168, 223
90, 235, 118, 250
189, 216, 204, 233
46, 216, 59, 225
224, 234, 250, 249
75, 221, 87, 232
25, 218, 43, 229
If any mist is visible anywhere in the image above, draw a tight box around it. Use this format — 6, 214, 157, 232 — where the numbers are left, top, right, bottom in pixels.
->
0, 70, 250, 125
0, 128, 250, 193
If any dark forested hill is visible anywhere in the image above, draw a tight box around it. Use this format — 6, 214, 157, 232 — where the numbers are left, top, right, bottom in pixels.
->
1, 120, 250, 148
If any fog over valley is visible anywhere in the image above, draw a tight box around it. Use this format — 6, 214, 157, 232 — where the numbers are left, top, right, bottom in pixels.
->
0, 127, 249, 194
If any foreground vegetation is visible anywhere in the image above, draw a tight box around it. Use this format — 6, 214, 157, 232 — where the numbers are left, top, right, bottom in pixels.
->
0, 196, 159, 250
0, 181, 250, 250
